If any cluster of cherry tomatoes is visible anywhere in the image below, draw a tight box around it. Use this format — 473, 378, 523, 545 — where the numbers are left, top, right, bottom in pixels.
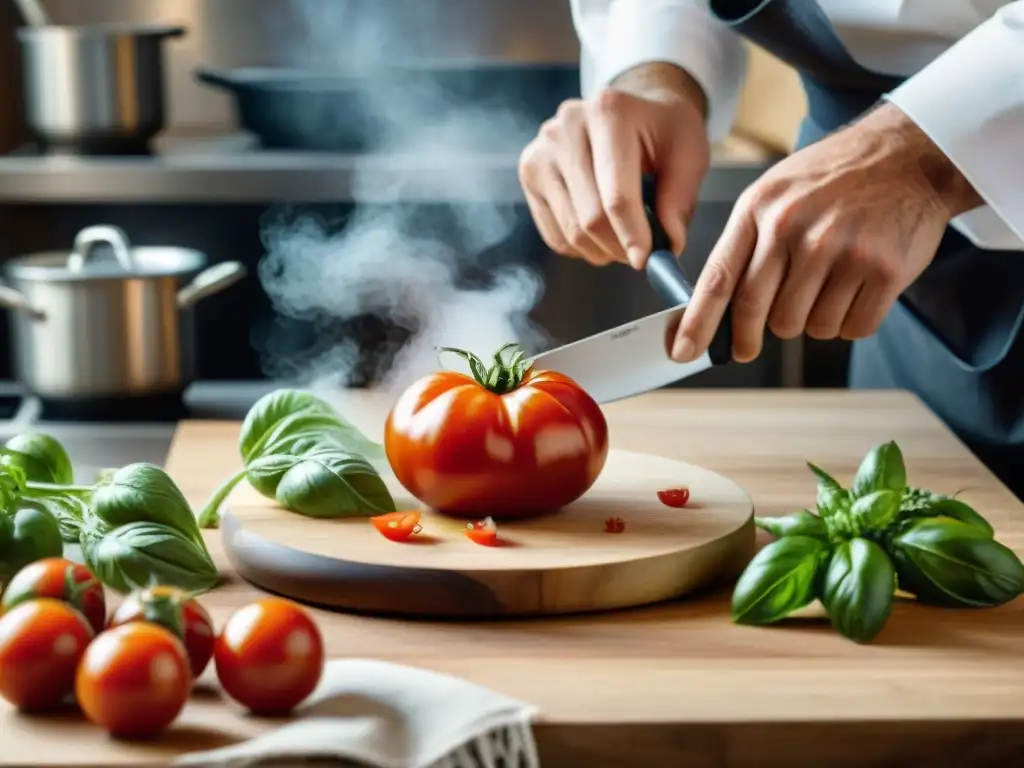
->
0, 557, 325, 739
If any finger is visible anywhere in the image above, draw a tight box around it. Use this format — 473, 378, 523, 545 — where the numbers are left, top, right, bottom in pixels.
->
654, 138, 707, 255
557, 120, 623, 265
805, 265, 863, 340
840, 279, 900, 339
768, 239, 834, 340
587, 94, 651, 269
672, 203, 758, 362
730, 236, 788, 362
524, 156, 608, 265
523, 189, 574, 257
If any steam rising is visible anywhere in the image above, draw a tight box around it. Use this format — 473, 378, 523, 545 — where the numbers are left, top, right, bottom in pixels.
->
254, 2, 551, 397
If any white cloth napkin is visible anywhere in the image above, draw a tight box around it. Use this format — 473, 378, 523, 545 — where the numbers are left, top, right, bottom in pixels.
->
175, 659, 540, 768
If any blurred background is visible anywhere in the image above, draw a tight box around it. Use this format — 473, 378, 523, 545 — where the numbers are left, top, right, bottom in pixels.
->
0, 0, 848, 432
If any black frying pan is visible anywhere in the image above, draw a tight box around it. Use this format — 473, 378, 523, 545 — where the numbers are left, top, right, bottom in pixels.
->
195, 63, 580, 152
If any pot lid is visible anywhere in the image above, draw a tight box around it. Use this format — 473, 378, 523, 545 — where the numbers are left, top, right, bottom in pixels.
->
5, 225, 207, 281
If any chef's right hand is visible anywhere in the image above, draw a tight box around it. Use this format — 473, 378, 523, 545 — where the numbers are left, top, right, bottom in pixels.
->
518, 63, 710, 270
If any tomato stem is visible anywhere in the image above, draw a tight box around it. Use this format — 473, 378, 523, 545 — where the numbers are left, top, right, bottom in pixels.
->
436, 343, 531, 394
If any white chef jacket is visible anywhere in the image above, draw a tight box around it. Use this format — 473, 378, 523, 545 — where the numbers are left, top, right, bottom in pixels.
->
570, 0, 1024, 251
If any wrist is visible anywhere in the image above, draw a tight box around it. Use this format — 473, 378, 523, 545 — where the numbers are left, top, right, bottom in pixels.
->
862, 103, 984, 218
609, 62, 709, 122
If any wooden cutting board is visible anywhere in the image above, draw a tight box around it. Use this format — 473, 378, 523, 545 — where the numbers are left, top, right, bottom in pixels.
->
218, 446, 755, 618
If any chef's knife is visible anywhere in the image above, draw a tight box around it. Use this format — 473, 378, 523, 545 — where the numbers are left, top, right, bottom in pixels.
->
529, 199, 733, 405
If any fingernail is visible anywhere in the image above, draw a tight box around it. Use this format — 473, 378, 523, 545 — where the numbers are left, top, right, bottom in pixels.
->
626, 247, 646, 269
672, 336, 696, 362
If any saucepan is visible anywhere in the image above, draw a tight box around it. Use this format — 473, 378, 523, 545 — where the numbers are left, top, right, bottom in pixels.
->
0, 226, 247, 402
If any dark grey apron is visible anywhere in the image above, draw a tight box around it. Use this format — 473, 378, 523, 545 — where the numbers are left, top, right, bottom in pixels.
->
709, 0, 1024, 498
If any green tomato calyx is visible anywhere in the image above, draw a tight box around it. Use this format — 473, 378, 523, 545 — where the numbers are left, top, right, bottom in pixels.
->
437, 342, 532, 395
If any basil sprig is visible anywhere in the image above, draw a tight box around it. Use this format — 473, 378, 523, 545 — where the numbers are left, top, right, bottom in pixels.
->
732, 440, 1024, 643
197, 388, 396, 528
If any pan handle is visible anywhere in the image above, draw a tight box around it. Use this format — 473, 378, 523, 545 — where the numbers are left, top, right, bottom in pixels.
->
195, 67, 238, 91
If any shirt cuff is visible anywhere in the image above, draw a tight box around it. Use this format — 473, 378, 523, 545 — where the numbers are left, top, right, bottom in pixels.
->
884, 3, 1024, 250
575, 1, 747, 142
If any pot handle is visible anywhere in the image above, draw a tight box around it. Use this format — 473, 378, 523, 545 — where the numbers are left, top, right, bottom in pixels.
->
68, 225, 136, 273
176, 261, 247, 310
0, 283, 45, 319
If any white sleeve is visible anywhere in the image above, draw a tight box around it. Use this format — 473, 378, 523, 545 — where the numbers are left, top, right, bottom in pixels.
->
570, 0, 747, 142
884, 3, 1024, 250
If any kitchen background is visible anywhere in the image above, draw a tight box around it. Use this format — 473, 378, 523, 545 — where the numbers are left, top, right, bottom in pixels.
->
0, 0, 852, 419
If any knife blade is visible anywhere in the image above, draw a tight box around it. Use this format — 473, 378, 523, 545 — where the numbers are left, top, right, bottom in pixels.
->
529, 186, 733, 404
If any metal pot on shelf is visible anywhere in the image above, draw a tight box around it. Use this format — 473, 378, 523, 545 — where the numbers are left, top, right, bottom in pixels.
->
0, 225, 247, 401
16, 23, 186, 154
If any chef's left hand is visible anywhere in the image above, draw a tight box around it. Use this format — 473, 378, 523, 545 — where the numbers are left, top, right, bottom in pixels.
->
671, 103, 984, 363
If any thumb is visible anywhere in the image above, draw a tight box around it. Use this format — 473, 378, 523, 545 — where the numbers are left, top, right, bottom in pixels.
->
654, 142, 706, 255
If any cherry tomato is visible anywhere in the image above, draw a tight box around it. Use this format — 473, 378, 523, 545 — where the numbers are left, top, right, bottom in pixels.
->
385, 343, 608, 520
371, 510, 422, 542
108, 586, 215, 678
657, 486, 691, 508
0, 598, 94, 711
215, 597, 324, 715
76, 622, 191, 739
604, 516, 626, 534
465, 516, 499, 546
1, 557, 107, 634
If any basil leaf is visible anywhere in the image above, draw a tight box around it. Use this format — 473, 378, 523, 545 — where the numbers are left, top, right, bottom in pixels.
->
248, 449, 396, 518
891, 517, 1024, 608
91, 463, 207, 552
0, 432, 74, 485
821, 538, 895, 643
913, 496, 993, 537
85, 521, 219, 595
731, 535, 829, 625
848, 489, 900, 533
851, 440, 906, 499
239, 388, 337, 461
22, 493, 88, 543
755, 510, 828, 540
0, 505, 64, 576
807, 462, 850, 518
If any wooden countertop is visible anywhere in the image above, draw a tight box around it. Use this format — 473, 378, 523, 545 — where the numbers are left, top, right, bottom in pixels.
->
5, 390, 1024, 766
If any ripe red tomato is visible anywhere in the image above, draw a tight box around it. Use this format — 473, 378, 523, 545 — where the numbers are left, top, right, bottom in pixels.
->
214, 597, 324, 715
108, 586, 215, 678
385, 343, 609, 519
0, 598, 94, 711
371, 510, 422, 542
657, 486, 690, 508
76, 622, 191, 738
1, 557, 107, 634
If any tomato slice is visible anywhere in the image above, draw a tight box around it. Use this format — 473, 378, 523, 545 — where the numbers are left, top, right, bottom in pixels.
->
657, 486, 690, 508
465, 516, 498, 546
604, 516, 625, 534
371, 510, 422, 542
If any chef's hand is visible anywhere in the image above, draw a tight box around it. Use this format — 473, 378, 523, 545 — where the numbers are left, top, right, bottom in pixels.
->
671, 103, 984, 363
518, 63, 710, 268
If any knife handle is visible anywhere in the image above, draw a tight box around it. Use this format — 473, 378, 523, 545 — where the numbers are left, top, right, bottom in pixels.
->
642, 184, 733, 366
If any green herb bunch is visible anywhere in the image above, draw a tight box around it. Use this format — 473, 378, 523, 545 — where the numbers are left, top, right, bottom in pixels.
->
196, 388, 396, 528
731, 440, 1024, 643
1, 433, 220, 595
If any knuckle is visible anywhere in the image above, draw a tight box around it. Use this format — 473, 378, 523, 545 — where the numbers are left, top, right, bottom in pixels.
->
578, 209, 607, 239
538, 117, 561, 142
700, 260, 736, 300
555, 98, 584, 122
730, 285, 768, 320
591, 88, 628, 116
564, 222, 590, 252
602, 193, 633, 220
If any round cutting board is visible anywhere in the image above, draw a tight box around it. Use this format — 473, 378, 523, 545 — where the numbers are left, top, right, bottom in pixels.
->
220, 449, 755, 618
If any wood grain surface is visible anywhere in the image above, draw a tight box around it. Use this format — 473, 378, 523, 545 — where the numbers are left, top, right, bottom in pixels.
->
220, 447, 755, 618
4, 390, 1024, 767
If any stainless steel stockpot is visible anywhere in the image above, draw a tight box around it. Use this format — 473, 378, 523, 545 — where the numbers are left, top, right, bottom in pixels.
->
0, 225, 247, 400
16, 24, 186, 154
